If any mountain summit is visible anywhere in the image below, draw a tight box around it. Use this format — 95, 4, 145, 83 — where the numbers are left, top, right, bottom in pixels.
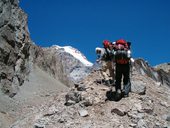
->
35, 45, 93, 83
54, 45, 93, 67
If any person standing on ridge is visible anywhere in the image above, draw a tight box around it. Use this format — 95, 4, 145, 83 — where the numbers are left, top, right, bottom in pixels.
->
114, 39, 132, 100
95, 40, 114, 86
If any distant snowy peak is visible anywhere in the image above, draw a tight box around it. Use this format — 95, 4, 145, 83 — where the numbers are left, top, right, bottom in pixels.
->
54, 45, 93, 67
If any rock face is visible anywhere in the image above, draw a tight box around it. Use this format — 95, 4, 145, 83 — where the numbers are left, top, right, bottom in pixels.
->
134, 58, 170, 87
0, 0, 31, 97
155, 62, 170, 73
155, 63, 170, 86
0, 0, 93, 97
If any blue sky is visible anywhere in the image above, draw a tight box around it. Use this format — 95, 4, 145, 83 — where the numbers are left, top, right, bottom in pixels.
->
20, 0, 170, 66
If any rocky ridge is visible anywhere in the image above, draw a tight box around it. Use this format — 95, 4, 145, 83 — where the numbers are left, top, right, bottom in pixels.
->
134, 59, 170, 87
155, 63, 170, 73
10, 60, 170, 128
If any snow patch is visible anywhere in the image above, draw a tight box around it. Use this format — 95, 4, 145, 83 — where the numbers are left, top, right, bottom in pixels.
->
54, 45, 93, 67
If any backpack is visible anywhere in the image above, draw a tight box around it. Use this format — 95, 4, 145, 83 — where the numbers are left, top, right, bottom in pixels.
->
102, 48, 112, 61
114, 39, 131, 64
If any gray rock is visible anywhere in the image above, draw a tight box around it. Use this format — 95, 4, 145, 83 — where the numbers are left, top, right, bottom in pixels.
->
58, 118, 66, 123
167, 123, 170, 128
127, 110, 144, 120
153, 124, 162, 128
80, 99, 93, 107
137, 119, 147, 128
75, 83, 86, 91
43, 106, 59, 117
65, 99, 76, 106
142, 107, 153, 115
34, 123, 45, 128
82, 123, 92, 128
131, 81, 146, 95
167, 115, 170, 121
78, 109, 89, 117
0, 121, 2, 128
160, 101, 169, 108
129, 123, 137, 127
65, 91, 82, 106
111, 108, 126, 116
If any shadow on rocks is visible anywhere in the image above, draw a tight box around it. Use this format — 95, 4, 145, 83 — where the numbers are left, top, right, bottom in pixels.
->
105, 89, 122, 102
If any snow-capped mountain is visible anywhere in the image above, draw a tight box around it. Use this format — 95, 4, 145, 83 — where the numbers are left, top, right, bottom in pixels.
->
34, 45, 93, 84
52, 45, 93, 82
54, 45, 93, 67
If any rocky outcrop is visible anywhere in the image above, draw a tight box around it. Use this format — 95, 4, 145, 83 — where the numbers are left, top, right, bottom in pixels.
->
0, 0, 32, 97
155, 63, 170, 86
134, 58, 170, 87
155, 62, 170, 73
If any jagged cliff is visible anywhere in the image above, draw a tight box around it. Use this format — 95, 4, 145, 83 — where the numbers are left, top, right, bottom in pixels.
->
0, 0, 31, 97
